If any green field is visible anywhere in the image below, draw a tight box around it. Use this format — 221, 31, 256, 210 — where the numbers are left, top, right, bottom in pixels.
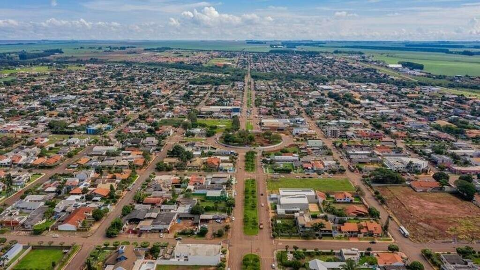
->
372, 52, 480, 76
242, 254, 261, 270
245, 151, 256, 172
205, 57, 236, 67
197, 119, 232, 131
244, 179, 259, 235
14, 248, 64, 270
246, 121, 253, 131
1, 66, 50, 74
267, 178, 355, 192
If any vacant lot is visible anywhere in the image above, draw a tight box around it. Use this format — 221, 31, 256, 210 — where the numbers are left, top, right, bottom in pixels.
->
197, 119, 232, 131
14, 248, 64, 270
378, 186, 480, 242
267, 178, 354, 193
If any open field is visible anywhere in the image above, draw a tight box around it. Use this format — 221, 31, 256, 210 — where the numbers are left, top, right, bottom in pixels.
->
14, 248, 64, 270
205, 57, 236, 67
244, 179, 259, 235
267, 178, 355, 192
1, 66, 50, 74
372, 52, 480, 76
197, 119, 232, 131
378, 186, 480, 242
156, 266, 216, 270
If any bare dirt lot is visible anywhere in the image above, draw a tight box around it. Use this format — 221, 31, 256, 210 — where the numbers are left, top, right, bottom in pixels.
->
378, 186, 480, 242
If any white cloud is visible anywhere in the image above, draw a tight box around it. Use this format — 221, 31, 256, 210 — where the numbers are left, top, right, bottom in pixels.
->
169, 18, 180, 27
334, 11, 358, 18
51, 0, 57, 7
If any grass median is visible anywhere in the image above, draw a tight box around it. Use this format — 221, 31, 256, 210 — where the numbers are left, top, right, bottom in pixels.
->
244, 179, 259, 235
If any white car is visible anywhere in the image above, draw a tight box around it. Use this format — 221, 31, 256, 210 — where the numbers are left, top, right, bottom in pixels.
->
159, 233, 164, 238
231, 217, 235, 221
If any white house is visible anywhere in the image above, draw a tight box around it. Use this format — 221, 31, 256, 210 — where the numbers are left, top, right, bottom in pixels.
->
155, 243, 222, 266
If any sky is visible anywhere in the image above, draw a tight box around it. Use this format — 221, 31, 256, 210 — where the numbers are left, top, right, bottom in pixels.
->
1, 0, 480, 40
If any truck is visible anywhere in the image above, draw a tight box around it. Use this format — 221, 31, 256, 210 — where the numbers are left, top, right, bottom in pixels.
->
399, 226, 410, 237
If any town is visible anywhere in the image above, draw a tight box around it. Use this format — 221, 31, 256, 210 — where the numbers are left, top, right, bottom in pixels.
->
0, 44, 479, 270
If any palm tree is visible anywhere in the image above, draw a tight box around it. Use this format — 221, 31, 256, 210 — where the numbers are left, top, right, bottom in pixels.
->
341, 259, 359, 270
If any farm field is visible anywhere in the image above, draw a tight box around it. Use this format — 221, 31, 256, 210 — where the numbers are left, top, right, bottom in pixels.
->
372, 52, 480, 76
13, 248, 64, 270
267, 178, 355, 192
378, 186, 480, 242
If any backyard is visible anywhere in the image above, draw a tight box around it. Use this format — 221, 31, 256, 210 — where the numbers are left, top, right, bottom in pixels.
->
267, 178, 355, 193
378, 186, 480, 242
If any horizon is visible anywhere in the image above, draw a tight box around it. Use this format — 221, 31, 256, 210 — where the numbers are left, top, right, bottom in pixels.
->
1, 0, 480, 40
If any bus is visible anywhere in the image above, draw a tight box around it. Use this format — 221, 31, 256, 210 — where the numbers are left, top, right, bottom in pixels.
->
399, 226, 410, 238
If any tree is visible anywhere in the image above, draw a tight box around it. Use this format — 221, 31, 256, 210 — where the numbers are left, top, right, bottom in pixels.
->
122, 205, 133, 216
388, 244, 400, 252
149, 243, 161, 259
92, 208, 106, 221
368, 206, 381, 219
433, 172, 450, 186
232, 116, 240, 131
369, 168, 405, 184
408, 261, 425, 270
455, 180, 476, 201
198, 226, 208, 237
190, 205, 205, 215
341, 259, 359, 270
383, 218, 390, 236
459, 175, 474, 183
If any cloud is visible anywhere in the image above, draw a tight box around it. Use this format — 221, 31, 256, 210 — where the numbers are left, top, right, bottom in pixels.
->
179, 6, 272, 27
334, 11, 358, 18
169, 18, 180, 27
83, 0, 211, 14
51, 0, 57, 7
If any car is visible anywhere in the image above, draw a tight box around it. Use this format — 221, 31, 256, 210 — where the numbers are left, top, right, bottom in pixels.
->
261, 193, 264, 196
259, 223, 264, 229
261, 203, 265, 207
175, 237, 182, 241
369, 240, 377, 244
52, 234, 59, 238
271, 264, 276, 269
216, 219, 222, 223
159, 233, 164, 238
231, 217, 235, 221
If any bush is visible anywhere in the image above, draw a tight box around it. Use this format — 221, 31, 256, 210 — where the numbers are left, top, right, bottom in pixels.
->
408, 261, 425, 270
388, 244, 400, 252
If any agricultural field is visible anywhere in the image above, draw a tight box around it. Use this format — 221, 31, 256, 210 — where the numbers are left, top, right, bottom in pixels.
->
267, 178, 355, 193
244, 179, 259, 235
372, 52, 480, 76
14, 248, 65, 270
378, 186, 480, 242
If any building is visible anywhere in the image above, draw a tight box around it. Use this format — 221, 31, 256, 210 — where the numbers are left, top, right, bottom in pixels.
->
155, 243, 222, 266
58, 207, 93, 231
375, 253, 405, 266
1, 243, 23, 266
340, 249, 360, 263
308, 259, 346, 270
440, 254, 478, 270
384, 157, 429, 173
410, 181, 442, 192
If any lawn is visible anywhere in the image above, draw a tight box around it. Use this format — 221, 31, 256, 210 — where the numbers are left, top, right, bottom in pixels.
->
244, 179, 259, 235
242, 254, 261, 270
14, 248, 64, 270
245, 151, 256, 172
30, 173, 43, 182
197, 119, 232, 131
205, 57, 236, 67
246, 121, 253, 131
267, 178, 355, 192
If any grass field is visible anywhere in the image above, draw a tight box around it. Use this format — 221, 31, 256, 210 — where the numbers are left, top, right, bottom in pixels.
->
267, 178, 355, 192
372, 52, 480, 76
244, 179, 259, 235
242, 254, 261, 270
246, 121, 253, 131
205, 57, 236, 67
14, 248, 64, 270
1, 66, 50, 74
245, 151, 256, 172
379, 186, 480, 242
197, 119, 232, 131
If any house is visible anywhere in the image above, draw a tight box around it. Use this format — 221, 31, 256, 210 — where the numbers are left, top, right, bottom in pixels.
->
359, 221, 382, 236
340, 248, 360, 263
307, 140, 324, 148
1, 243, 23, 266
155, 243, 222, 266
296, 212, 333, 236
334, 192, 354, 203
308, 259, 346, 270
93, 187, 110, 198
384, 157, 429, 173
375, 253, 405, 266
410, 181, 441, 192
105, 245, 144, 270
345, 205, 369, 217
340, 223, 360, 236
206, 157, 221, 169
58, 207, 93, 231
440, 253, 478, 270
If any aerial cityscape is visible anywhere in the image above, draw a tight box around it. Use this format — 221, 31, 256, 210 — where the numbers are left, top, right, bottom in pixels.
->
1, 1, 480, 270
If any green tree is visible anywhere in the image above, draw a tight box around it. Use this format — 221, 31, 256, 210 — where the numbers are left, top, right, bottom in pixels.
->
341, 259, 359, 270
408, 261, 425, 270
456, 180, 476, 201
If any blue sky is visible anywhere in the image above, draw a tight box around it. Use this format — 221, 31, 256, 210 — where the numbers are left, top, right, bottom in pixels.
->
1, 0, 480, 40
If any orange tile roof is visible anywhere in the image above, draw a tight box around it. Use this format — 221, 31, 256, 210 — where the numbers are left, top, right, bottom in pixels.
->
340, 222, 359, 232
77, 157, 90, 165
70, 187, 83, 195
63, 207, 92, 226
335, 192, 353, 201
32, 157, 46, 165
143, 197, 163, 205
93, 188, 110, 197
375, 253, 403, 265
45, 155, 62, 165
